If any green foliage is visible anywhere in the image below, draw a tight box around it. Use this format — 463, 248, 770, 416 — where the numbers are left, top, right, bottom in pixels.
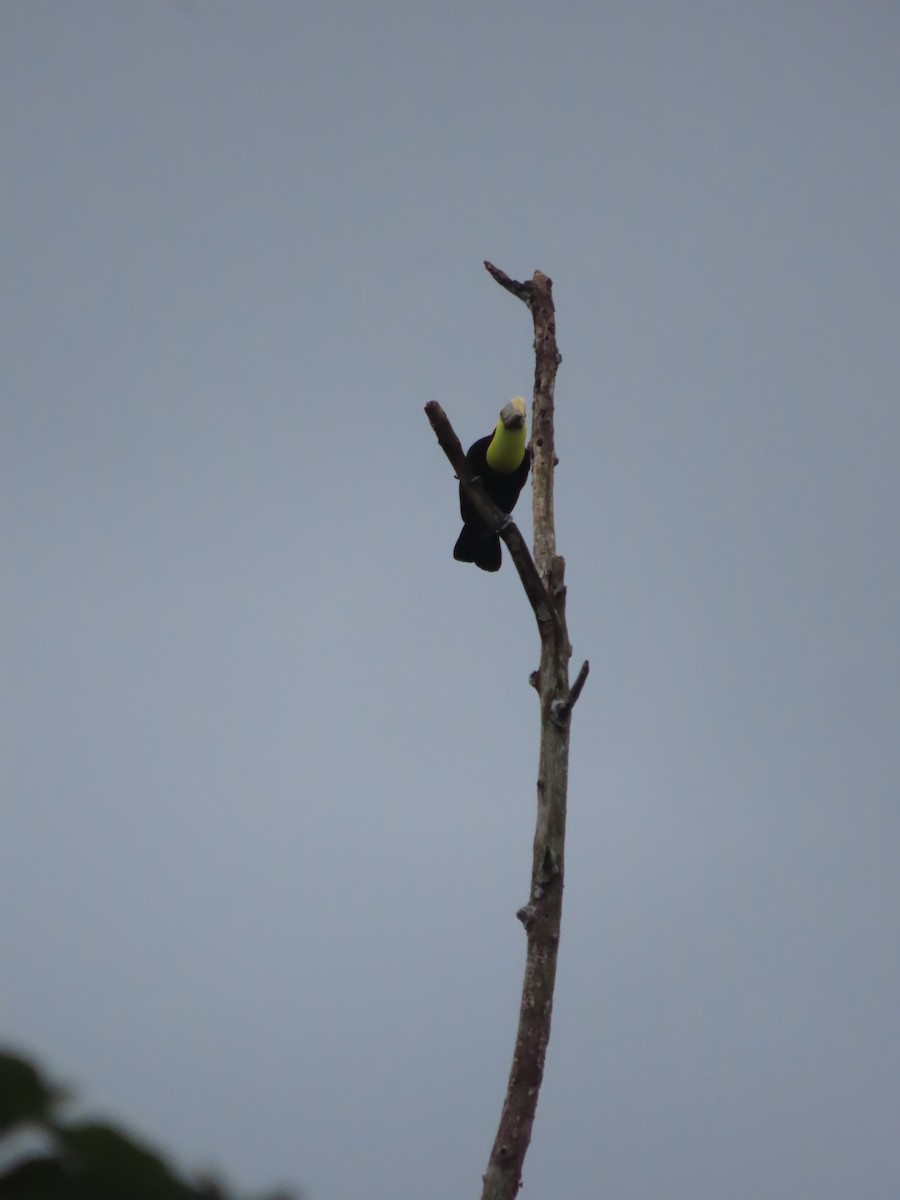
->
0, 1049, 298, 1200
0, 1052, 69, 1134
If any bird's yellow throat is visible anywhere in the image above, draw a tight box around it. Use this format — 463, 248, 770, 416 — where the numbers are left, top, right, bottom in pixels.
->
485, 397, 527, 472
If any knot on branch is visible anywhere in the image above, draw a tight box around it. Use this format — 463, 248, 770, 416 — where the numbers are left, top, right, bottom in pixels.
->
537, 846, 559, 886
549, 555, 566, 599
516, 904, 537, 930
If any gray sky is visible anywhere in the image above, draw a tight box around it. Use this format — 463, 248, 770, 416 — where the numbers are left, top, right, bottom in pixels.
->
4, 3, 899, 1198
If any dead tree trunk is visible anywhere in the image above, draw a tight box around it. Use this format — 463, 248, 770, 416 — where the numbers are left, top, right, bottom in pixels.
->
425, 263, 587, 1200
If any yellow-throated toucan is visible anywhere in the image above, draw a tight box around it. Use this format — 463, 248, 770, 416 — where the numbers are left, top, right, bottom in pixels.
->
453, 396, 530, 572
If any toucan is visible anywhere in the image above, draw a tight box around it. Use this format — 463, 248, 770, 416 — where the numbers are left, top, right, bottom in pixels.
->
453, 396, 530, 572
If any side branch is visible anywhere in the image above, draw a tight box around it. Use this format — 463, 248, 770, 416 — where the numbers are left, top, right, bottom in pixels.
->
550, 659, 590, 726
483, 260, 532, 304
565, 658, 591, 712
424, 401, 561, 634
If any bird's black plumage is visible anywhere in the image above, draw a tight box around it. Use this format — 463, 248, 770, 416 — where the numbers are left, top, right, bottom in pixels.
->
453, 435, 531, 572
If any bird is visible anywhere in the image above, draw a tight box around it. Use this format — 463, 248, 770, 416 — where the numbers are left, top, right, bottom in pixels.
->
453, 396, 531, 572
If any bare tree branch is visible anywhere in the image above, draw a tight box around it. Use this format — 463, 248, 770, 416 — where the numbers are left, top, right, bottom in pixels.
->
483, 260, 533, 304
523, 271, 563, 582
480, 265, 576, 1200
426, 264, 585, 1200
551, 659, 591, 726
423, 401, 560, 635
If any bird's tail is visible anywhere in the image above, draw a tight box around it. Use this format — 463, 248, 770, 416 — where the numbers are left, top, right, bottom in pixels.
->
453, 525, 502, 572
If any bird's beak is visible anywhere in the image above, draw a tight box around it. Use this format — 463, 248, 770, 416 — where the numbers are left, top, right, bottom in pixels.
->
500, 402, 525, 430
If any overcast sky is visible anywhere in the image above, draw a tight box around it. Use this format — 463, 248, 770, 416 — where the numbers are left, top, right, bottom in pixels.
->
4, 3, 899, 1198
